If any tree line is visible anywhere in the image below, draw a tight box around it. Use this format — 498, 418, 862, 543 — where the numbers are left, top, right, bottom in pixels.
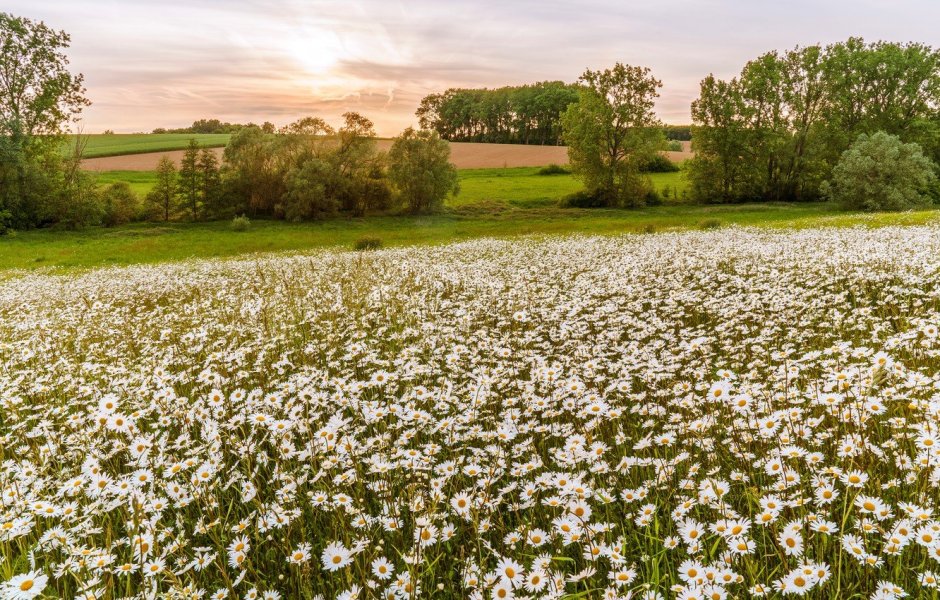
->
688, 38, 940, 204
416, 82, 580, 145
416, 83, 692, 147
151, 118, 278, 135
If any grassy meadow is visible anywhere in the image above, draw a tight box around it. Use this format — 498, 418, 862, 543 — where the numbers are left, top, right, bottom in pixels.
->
68, 133, 231, 158
94, 167, 690, 207
3, 159, 939, 273
1, 202, 938, 272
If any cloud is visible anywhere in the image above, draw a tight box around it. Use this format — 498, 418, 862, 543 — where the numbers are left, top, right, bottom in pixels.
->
8, 0, 940, 134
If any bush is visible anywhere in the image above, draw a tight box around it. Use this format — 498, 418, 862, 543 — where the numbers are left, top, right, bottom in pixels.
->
230, 215, 250, 231
641, 154, 680, 173
561, 185, 663, 209
666, 140, 683, 152
0, 209, 12, 235
100, 182, 139, 227
353, 236, 382, 251
282, 158, 338, 221
645, 188, 663, 206
54, 170, 103, 229
823, 131, 938, 211
387, 128, 459, 214
537, 163, 571, 176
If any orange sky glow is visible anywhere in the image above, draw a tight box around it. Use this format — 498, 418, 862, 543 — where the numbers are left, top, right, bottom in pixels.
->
8, 0, 940, 136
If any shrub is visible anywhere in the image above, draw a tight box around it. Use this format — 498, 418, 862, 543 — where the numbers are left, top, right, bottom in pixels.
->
666, 140, 683, 152
641, 154, 680, 173
562, 186, 663, 208
100, 182, 139, 227
645, 188, 663, 206
54, 170, 104, 229
353, 236, 382, 251
537, 163, 570, 176
282, 158, 338, 221
823, 131, 937, 211
0, 209, 12, 235
387, 128, 459, 214
230, 215, 250, 231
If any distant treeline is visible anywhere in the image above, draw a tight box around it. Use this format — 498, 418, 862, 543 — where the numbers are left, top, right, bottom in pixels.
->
663, 126, 691, 141
416, 83, 690, 146
152, 118, 277, 135
416, 81, 579, 145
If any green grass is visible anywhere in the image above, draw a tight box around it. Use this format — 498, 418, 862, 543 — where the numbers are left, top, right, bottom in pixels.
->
69, 134, 231, 158
2, 203, 937, 272
455, 168, 690, 208
455, 167, 585, 207
94, 171, 163, 196
9, 165, 937, 273
94, 167, 691, 206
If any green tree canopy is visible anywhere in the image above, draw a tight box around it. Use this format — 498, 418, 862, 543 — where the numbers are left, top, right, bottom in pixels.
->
146, 156, 179, 222
560, 63, 664, 207
824, 131, 937, 211
0, 13, 90, 229
416, 81, 580, 145
387, 128, 459, 214
689, 38, 940, 203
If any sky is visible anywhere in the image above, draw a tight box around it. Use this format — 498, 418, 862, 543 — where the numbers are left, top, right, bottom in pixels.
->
9, 0, 940, 136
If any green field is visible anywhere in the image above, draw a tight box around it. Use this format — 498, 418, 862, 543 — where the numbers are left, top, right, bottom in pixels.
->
1, 202, 937, 272
95, 167, 692, 204
69, 133, 231, 158
7, 165, 938, 273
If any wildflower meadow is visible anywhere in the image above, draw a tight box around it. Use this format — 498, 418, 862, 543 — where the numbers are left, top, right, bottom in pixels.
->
2, 226, 940, 600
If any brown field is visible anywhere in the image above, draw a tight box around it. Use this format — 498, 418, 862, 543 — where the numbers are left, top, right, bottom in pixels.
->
81, 140, 692, 171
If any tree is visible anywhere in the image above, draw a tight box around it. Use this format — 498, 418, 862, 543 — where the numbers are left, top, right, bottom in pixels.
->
222, 125, 291, 215
687, 75, 760, 202
178, 139, 201, 219
821, 38, 940, 164
281, 112, 388, 219
146, 157, 178, 221
416, 82, 579, 145
0, 13, 90, 229
100, 181, 139, 226
561, 63, 664, 207
282, 159, 337, 220
823, 131, 937, 211
688, 39, 940, 203
332, 112, 387, 216
387, 128, 459, 214
197, 148, 223, 218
